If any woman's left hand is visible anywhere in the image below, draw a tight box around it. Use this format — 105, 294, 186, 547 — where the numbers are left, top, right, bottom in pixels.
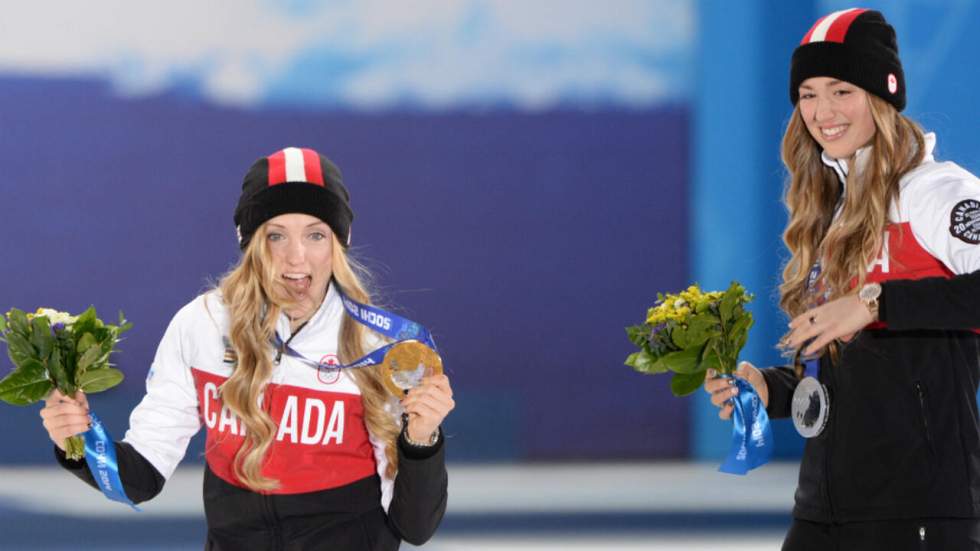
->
401, 373, 455, 442
786, 294, 875, 355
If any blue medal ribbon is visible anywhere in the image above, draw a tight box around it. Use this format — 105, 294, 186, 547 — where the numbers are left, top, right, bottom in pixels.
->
718, 376, 774, 475
274, 284, 437, 370
803, 357, 819, 379
82, 412, 141, 511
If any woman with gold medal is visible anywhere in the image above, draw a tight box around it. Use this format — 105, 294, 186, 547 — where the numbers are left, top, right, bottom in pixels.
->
39, 147, 455, 550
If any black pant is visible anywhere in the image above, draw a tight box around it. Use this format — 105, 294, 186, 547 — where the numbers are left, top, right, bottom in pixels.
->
783, 518, 980, 551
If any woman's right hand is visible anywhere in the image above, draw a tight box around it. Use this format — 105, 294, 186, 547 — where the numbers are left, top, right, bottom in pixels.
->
703, 361, 769, 420
39, 390, 90, 451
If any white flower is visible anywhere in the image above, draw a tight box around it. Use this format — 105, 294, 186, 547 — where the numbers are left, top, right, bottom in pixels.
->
673, 298, 687, 309
35, 308, 78, 327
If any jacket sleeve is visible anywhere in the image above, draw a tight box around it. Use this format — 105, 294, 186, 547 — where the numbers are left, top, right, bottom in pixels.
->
54, 441, 166, 504
905, 161, 980, 275
884, 163, 980, 330
385, 429, 448, 545
761, 366, 799, 419
880, 270, 980, 330
120, 299, 203, 481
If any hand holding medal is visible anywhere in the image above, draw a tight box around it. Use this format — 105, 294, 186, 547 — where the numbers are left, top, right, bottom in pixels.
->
275, 285, 455, 444
383, 340, 454, 443
337, 287, 454, 442
381, 340, 443, 396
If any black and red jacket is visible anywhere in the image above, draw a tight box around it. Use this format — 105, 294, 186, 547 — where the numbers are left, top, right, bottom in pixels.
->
763, 134, 980, 523
57, 284, 448, 550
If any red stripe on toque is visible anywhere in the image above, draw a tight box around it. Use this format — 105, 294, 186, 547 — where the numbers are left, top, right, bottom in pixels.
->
824, 8, 867, 43
267, 150, 287, 186
800, 14, 828, 45
301, 148, 324, 186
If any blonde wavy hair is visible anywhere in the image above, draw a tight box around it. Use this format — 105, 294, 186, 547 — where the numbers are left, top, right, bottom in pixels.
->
779, 94, 925, 357
216, 224, 400, 491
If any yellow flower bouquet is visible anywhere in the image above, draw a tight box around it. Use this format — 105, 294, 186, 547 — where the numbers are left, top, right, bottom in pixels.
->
625, 282, 753, 396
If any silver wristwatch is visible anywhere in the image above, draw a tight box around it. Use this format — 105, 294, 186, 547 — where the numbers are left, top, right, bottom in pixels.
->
404, 428, 440, 448
858, 282, 882, 320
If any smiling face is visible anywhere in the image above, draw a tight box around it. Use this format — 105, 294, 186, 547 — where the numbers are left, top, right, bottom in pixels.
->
797, 77, 877, 164
264, 213, 334, 322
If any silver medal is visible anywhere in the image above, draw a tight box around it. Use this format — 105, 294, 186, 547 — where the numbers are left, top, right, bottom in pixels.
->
792, 376, 830, 438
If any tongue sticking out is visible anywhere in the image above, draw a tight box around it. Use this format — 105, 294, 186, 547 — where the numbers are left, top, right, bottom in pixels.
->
283, 275, 312, 294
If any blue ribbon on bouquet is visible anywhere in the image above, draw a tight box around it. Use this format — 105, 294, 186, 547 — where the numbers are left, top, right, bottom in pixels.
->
82, 412, 141, 511
718, 376, 774, 475
274, 284, 438, 370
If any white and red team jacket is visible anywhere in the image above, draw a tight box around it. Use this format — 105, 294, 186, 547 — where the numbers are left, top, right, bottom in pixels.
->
58, 283, 448, 550
763, 133, 980, 523
820, 133, 980, 289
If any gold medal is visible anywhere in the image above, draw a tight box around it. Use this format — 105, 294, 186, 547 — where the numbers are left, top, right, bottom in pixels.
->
381, 340, 442, 396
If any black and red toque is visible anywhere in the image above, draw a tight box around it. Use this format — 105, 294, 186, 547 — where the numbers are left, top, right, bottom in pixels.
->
233, 147, 353, 250
790, 8, 906, 111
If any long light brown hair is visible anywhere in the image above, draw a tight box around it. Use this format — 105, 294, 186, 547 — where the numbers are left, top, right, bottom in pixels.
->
217, 224, 399, 491
779, 94, 925, 341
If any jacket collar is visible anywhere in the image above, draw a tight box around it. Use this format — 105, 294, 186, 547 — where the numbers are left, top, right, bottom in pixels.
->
820, 132, 936, 187
275, 279, 343, 342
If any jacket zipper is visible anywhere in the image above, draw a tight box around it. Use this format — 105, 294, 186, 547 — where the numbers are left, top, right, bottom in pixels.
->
915, 382, 934, 457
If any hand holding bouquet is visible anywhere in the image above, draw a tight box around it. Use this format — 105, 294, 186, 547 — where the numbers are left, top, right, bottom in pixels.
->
626, 282, 772, 474
0, 307, 131, 459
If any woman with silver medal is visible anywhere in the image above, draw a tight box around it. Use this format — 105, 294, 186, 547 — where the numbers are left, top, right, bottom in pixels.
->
703, 8, 980, 550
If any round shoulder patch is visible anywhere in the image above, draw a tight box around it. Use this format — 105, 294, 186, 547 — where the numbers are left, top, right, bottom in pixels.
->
950, 199, 980, 244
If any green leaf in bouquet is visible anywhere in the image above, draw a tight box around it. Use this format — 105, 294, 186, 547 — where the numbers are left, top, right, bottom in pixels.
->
699, 342, 724, 374
0, 359, 53, 405
5, 332, 36, 367
97, 336, 116, 363
7, 309, 30, 336
719, 287, 739, 324
72, 306, 98, 335
87, 325, 110, 346
117, 311, 133, 334
77, 344, 103, 374
626, 325, 651, 348
684, 315, 721, 347
670, 324, 691, 349
670, 369, 707, 397
728, 315, 754, 353
46, 346, 73, 393
625, 349, 668, 374
660, 344, 705, 375
719, 281, 752, 325
55, 329, 77, 381
0, 314, 7, 334
29, 316, 54, 361
76, 332, 97, 355
77, 367, 124, 393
